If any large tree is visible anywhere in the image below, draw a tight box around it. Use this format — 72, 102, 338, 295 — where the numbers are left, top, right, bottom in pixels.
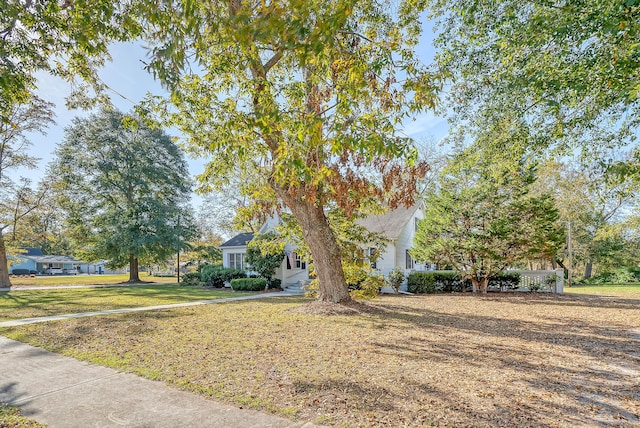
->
139, 0, 435, 303
427, 0, 639, 169
51, 109, 196, 282
412, 153, 564, 293
0, 96, 54, 287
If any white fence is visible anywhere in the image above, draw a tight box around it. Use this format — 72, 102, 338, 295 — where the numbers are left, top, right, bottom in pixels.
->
506, 268, 565, 293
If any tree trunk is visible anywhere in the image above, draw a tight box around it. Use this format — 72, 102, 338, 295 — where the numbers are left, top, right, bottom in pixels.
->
471, 277, 489, 294
583, 261, 593, 280
128, 254, 140, 282
0, 230, 12, 287
278, 191, 351, 303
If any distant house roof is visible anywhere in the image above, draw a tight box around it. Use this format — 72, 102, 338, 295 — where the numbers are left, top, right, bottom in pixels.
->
357, 203, 423, 240
30, 255, 82, 264
219, 232, 254, 248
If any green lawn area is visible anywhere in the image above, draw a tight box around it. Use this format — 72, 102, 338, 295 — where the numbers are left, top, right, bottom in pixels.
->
2, 291, 639, 427
8, 273, 177, 287
565, 283, 640, 297
0, 285, 243, 321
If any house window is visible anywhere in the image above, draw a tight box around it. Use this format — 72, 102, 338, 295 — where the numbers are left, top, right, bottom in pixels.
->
414, 217, 420, 232
405, 250, 414, 270
294, 252, 306, 269
369, 247, 377, 269
228, 253, 245, 270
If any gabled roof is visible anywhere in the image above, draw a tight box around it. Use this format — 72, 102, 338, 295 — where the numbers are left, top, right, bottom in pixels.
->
30, 255, 82, 264
357, 203, 423, 240
219, 232, 254, 248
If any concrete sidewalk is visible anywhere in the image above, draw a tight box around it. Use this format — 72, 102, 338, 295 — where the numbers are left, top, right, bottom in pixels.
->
0, 336, 318, 427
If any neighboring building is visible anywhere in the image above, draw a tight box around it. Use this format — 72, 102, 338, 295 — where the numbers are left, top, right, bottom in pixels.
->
219, 202, 427, 291
9, 248, 82, 275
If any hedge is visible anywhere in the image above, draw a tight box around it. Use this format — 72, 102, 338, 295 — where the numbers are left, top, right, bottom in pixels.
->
230, 278, 267, 291
200, 265, 246, 287
407, 271, 521, 293
180, 272, 202, 286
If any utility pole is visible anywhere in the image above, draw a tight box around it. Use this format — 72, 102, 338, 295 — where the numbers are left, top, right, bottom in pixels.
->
177, 214, 181, 284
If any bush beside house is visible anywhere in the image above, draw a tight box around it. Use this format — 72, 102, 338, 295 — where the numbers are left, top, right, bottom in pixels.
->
230, 278, 267, 291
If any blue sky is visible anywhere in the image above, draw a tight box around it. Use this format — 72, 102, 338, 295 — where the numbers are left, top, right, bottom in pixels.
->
19, 23, 449, 208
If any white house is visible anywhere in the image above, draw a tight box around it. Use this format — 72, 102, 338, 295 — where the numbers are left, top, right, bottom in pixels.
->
357, 202, 427, 277
219, 203, 426, 291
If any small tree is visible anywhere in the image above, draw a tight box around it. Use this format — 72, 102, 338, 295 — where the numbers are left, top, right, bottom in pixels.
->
245, 232, 285, 289
412, 153, 564, 293
387, 268, 405, 294
0, 97, 54, 286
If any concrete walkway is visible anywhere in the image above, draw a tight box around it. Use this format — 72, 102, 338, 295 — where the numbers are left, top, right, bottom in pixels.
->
0, 336, 318, 427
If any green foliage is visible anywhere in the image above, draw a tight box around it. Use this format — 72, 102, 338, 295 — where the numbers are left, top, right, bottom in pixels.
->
407, 271, 521, 294
387, 269, 405, 294
50, 109, 196, 278
230, 278, 267, 291
428, 0, 640, 175
350, 274, 385, 299
0, 96, 57, 286
1, 0, 141, 127
412, 153, 563, 293
180, 272, 202, 286
245, 232, 285, 288
200, 264, 246, 288
581, 267, 640, 285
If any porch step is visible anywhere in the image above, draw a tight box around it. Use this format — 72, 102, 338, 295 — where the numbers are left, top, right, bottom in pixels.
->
284, 281, 305, 294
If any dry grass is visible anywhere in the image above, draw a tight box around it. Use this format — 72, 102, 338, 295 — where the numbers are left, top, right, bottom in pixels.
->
2, 292, 639, 427
0, 403, 46, 427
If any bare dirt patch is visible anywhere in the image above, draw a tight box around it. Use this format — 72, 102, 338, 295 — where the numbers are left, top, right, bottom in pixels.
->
2, 293, 639, 427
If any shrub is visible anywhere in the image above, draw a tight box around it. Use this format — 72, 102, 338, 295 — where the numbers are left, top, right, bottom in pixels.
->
407, 272, 437, 293
387, 269, 405, 293
488, 272, 521, 290
230, 278, 267, 291
351, 274, 385, 299
268, 278, 282, 289
407, 271, 521, 293
583, 267, 640, 285
200, 264, 246, 287
180, 272, 202, 286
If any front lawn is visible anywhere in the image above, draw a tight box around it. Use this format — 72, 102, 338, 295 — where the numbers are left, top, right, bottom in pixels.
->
8, 273, 177, 287
2, 292, 638, 427
0, 285, 242, 321
565, 283, 640, 297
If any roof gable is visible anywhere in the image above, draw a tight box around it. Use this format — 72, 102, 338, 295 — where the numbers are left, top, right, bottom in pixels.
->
219, 232, 254, 248
357, 203, 423, 240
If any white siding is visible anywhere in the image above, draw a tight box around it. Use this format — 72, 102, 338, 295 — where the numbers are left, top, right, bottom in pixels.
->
221, 247, 247, 270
